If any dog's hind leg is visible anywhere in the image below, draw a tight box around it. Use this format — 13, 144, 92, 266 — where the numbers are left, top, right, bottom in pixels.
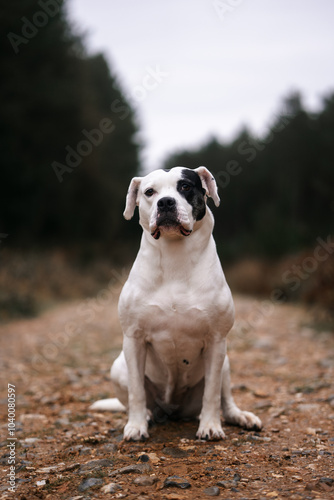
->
89, 351, 128, 411
109, 351, 130, 409
221, 356, 262, 430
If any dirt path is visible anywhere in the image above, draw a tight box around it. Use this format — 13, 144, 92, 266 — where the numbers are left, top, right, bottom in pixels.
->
0, 292, 333, 499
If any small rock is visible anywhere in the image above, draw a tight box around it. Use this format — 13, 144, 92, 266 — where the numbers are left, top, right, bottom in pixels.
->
110, 463, 152, 476
254, 400, 273, 409
217, 481, 230, 488
101, 482, 122, 494
164, 476, 191, 489
233, 473, 241, 483
21, 437, 41, 445
59, 408, 72, 415
55, 417, 70, 426
15, 478, 31, 486
318, 450, 332, 456
319, 477, 334, 486
133, 475, 157, 486
137, 451, 160, 463
79, 447, 92, 455
163, 447, 189, 458
78, 478, 103, 492
254, 389, 270, 398
204, 486, 220, 496
16, 460, 32, 471
270, 407, 286, 418
79, 458, 113, 472
73, 422, 85, 429
36, 463, 66, 474
147, 452, 160, 463
36, 480, 46, 487
298, 403, 320, 412
253, 337, 274, 350
19, 413, 48, 422
247, 435, 271, 442
63, 463, 80, 472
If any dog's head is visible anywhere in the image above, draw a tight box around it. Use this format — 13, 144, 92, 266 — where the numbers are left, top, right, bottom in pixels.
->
123, 166, 220, 240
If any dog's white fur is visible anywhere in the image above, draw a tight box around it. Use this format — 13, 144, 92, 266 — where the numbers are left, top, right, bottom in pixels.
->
91, 166, 262, 440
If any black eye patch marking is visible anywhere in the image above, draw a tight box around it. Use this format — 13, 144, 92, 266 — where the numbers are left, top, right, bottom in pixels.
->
179, 182, 191, 192
177, 169, 206, 221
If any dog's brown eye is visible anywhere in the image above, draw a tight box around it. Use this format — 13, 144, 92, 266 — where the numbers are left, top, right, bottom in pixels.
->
145, 188, 154, 197
181, 183, 191, 192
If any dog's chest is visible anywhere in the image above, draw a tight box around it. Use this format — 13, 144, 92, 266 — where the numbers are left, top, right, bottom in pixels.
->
142, 281, 217, 334
120, 269, 233, 338
143, 292, 210, 388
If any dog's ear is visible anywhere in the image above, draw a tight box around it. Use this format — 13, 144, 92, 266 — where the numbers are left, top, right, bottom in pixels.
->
123, 177, 142, 220
195, 166, 220, 207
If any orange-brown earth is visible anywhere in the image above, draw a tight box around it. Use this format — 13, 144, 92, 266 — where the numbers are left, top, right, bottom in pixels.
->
0, 287, 333, 499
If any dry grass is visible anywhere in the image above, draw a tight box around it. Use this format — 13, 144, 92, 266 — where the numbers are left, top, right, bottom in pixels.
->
0, 249, 126, 321
0, 247, 333, 324
225, 249, 334, 313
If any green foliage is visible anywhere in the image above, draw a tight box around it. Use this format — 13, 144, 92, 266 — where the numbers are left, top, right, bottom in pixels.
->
0, 0, 140, 255
164, 92, 334, 260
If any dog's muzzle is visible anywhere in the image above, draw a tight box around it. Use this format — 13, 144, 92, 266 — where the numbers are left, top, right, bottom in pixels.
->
150, 196, 192, 240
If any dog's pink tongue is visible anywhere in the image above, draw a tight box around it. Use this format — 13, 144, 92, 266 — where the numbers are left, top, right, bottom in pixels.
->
180, 227, 192, 236
152, 228, 161, 239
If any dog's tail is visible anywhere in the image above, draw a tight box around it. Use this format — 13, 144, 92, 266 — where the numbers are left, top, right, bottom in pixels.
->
89, 398, 126, 412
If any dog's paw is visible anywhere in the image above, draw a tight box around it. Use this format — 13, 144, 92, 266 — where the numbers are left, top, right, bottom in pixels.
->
196, 421, 226, 441
124, 421, 149, 441
225, 409, 262, 431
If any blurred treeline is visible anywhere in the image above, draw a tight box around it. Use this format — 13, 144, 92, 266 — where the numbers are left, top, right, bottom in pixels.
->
1, 1, 333, 264
1, 0, 140, 258
0, 1, 333, 318
164, 93, 334, 261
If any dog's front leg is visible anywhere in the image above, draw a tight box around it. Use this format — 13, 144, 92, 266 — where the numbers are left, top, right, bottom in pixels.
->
197, 337, 226, 440
123, 334, 149, 441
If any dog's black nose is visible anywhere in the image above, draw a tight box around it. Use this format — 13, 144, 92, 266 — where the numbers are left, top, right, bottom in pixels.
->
157, 197, 176, 212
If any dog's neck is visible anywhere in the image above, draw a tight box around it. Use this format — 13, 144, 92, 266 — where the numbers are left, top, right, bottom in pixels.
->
138, 209, 217, 281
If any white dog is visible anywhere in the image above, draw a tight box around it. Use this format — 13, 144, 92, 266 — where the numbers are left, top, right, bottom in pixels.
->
91, 166, 262, 441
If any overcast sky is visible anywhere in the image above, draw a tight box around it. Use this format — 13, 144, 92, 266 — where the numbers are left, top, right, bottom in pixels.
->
68, 0, 334, 171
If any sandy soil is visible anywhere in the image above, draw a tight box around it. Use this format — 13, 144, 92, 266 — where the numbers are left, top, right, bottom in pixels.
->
0, 289, 333, 499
